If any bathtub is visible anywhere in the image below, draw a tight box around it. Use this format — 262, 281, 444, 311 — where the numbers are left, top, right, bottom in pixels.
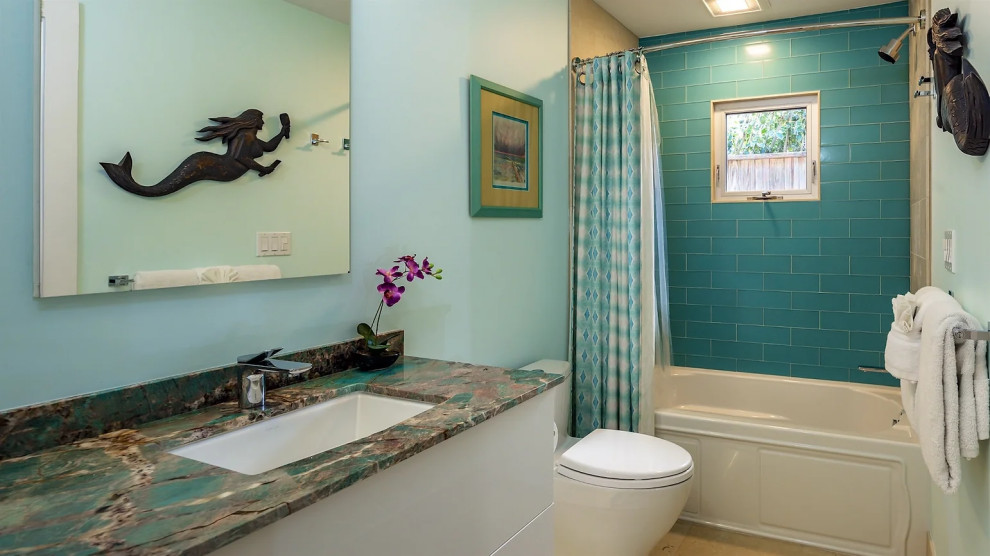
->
655, 367, 929, 556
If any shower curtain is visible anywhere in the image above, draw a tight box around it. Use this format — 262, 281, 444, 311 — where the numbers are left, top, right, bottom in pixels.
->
572, 52, 670, 437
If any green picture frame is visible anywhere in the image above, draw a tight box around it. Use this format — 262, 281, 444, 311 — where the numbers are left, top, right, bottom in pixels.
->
469, 75, 543, 218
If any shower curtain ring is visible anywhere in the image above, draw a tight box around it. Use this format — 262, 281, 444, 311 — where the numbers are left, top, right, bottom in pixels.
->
572, 56, 588, 85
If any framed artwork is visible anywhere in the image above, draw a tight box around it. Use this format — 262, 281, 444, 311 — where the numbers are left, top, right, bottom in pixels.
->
469, 75, 543, 218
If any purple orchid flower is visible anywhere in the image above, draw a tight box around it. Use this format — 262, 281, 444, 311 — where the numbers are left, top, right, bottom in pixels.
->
396, 255, 425, 281
376, 266, 403, 283
378, 281, 406, 307
360, 254, 442, 344
421, 257, 443, 280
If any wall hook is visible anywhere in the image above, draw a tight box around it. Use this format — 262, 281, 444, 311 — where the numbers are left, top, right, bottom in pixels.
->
310, 133, 331, 146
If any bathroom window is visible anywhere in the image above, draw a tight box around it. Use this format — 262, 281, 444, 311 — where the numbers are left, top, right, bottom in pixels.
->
711, 92, 820, 202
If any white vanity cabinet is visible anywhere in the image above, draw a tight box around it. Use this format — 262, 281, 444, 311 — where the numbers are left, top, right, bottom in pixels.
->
212, 392, 555, 555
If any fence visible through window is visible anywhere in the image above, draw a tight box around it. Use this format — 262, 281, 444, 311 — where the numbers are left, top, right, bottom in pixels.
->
726, 151, 808, 192
725, 108, 807, 192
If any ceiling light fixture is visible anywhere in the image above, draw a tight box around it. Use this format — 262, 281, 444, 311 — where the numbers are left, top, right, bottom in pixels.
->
704, 0, 762, 17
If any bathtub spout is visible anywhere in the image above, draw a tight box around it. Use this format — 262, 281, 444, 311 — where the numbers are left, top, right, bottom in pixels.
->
893, 408, 906, 427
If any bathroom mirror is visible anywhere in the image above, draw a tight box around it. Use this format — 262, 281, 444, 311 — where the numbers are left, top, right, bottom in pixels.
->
36, 0, 350, 297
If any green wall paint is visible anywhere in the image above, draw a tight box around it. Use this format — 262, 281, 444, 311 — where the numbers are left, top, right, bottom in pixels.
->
0, 0, 569, 410
75, 0, 349, 293
929, 2, 990, 553
644, 2, 910, 385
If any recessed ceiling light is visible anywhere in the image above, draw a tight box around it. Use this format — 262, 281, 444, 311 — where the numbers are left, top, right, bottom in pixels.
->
704, 0, 762, 17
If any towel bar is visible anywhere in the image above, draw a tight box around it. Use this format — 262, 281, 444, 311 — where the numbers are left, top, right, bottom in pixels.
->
953, 322, 990, 341
954, 329, 990, 341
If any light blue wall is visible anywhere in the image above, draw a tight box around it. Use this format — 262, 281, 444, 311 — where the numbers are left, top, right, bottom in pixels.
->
643, 2, 910, 386
928, 2, 990, 553
0, 0, 569, 410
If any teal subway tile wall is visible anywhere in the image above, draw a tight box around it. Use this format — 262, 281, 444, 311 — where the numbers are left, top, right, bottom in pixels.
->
644, 2, 909, 385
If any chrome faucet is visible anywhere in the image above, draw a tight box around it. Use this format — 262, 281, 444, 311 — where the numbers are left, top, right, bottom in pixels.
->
236, 348, 313, 410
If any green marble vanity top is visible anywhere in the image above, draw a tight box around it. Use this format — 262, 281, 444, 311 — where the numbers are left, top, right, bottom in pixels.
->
0, 356, 563, 555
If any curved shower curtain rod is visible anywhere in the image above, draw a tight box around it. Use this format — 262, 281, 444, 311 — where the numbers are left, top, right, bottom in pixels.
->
570, 13, 926, 71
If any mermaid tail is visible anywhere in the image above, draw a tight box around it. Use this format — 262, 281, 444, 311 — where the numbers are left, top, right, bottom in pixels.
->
100, 151, 251, 198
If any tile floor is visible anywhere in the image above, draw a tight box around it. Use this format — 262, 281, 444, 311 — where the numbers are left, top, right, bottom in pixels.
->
650, 521, 851, 555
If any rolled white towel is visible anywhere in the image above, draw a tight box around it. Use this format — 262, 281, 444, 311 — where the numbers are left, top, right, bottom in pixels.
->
232, 264, 282, 282
132, 269, 200, 290
196, 265, 239, 284
884, 326, 921, 381
891, 292, 918, 333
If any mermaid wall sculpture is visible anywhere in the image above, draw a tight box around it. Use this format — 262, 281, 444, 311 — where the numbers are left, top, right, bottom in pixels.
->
100, 109, 291, 198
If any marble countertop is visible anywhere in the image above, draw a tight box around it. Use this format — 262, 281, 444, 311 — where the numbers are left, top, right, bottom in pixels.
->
0, 356, 563, 555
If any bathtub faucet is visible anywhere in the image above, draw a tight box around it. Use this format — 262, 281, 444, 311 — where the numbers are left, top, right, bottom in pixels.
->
236, 348, 313, 411
892, 408, 906, 427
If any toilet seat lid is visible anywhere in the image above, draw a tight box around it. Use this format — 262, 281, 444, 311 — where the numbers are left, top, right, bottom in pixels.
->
558, 429, 693, 481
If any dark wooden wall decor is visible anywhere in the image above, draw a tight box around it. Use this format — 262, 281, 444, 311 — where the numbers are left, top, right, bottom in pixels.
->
100, 109, 291, 197
929, 9, 990, 156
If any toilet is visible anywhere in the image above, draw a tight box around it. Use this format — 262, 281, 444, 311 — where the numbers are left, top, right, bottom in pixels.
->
521, 360, 694, 556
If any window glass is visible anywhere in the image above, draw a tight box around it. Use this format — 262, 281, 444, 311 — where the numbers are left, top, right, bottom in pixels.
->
725, 109, 808, 192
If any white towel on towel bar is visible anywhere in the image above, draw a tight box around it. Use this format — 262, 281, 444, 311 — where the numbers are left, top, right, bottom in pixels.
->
902, 286, 990, 494
132, 265, 281, 289
231, 264, 282, 282
884, 326, 921, 381
886, 292, 921, 380
196, 265, 239, 284
132, 269, 200, 290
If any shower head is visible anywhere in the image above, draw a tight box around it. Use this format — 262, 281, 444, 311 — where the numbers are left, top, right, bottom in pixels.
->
879, 26, 915, 64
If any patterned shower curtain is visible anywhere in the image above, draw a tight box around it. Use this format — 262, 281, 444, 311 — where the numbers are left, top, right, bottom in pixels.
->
572, 52, 669, 437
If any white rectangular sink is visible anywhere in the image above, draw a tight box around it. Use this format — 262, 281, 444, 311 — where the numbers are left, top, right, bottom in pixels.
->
169, 392, 435, 475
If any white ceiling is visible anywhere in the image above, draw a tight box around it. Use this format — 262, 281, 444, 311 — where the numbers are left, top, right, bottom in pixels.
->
284, 0, 349, 23
593, 0, 898, 38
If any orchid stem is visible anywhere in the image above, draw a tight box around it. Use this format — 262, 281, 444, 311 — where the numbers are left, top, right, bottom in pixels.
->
370, 300, 384, 338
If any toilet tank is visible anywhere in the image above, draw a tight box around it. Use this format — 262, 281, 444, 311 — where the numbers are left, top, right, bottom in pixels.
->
520, 359, 572, 437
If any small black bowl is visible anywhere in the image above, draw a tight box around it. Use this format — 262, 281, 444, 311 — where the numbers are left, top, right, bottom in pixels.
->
355, 350, 400, 372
